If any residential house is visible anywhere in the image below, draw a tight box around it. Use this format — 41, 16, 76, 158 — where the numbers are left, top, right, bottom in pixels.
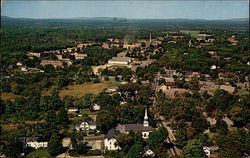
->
19, 137, 48, 149
75, 118, 96, 131
21, 66, 28, 72
203, 146, 211, 157
28, 52, 41, 58
158, 82, 177, 92
185, 72, 200, 81
227, 36, 238, 45
102, 43, 110, 49
92, 103, 101, 111
169, 35, 184, 39
56, 54, 63, 60
105, 88, 117, 94
74, 53, 88, 60
104, 128, 120, 151
205, 38, 216, 43
208, 51, 218, 57
68, 107, 79, 112
123, 42, 141, 50
210, 65, 217, 70
144, 145, 155, 157
199, 81, 219, 93
218, 72, 236, 80
203, 146, 219, 158
141, 80, 150, 85
219, 85, 237, 94
162, 88, 189, 98
16, 62, 23, 67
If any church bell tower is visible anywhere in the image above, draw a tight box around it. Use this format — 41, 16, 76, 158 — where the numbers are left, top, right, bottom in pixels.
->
143, 108, 149, 127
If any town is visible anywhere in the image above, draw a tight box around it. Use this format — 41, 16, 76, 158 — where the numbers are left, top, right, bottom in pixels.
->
0, 11, 250, 158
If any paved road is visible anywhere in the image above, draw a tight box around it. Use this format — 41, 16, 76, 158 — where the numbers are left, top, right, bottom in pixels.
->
152, 72, 182, 157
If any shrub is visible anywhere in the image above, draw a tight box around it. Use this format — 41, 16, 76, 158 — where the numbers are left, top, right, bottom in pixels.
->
86, 149, 102, 156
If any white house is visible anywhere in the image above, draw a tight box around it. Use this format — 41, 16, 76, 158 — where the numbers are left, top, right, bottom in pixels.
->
144, 145, 155, 157
92, 104, 101, 111
203, 146, 211, 157
104, 128, 120, 151
16, 62, 23, 67
19, 137, 48, 149
68, 107, 79, 112
210, 65, 217, 70
75, 118, 96, 131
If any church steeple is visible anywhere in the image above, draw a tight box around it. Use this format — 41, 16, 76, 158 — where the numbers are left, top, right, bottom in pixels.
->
143, 108, 149, 127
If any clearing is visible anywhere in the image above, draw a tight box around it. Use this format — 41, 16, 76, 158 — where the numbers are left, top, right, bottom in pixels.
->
180, 30, 201, 38
0, 92, 23, 100
43, 78, 120, 98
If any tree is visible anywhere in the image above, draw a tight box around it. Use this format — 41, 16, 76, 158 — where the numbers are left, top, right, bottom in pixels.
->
126, 143, 144, 158
96, 111, 116, 133
229, 105, 248, 127
148, 127, 168, 148
219, 149, 241, 158
216, 119, 228, 135
81, 93, 94, 109
57, 107, 69, 129
115, 133, 134, 152
48, 134, 64, 156
183, 139, 207, 158
175, 128, 188, 148
3, 139, 23, 158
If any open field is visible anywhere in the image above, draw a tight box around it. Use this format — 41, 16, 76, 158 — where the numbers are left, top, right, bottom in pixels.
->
59, 82, 110, 98
0, 92, 23, 100
43, 79, 120, 98
180, 30, 200, 38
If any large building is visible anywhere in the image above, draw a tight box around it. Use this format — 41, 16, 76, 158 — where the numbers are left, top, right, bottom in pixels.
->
108, 57, 132, 65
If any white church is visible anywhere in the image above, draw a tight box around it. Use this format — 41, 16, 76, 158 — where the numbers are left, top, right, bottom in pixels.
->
104, 108, 153, 151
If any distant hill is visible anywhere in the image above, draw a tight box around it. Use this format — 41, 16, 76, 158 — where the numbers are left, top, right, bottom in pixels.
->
1, 15, 248, 24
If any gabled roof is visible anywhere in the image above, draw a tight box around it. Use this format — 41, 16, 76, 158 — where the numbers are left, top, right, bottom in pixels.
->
124, 124, 151, 132
106, 128, 120, 140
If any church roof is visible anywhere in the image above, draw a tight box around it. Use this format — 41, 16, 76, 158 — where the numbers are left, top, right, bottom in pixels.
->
124, 124, 151, 132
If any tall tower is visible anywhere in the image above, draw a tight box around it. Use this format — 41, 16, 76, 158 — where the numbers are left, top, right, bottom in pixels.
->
150, 33, 152, 43
143, 108, 149, 127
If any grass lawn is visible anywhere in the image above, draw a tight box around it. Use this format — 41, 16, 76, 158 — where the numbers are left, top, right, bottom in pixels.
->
25, 149, 53, 158
0, 92, 23, 100
43, 80, 120, 98
180, 30, 201, 38
238, 88, 249, 96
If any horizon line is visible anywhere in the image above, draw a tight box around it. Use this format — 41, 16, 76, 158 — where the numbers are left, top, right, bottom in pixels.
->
2, 15, 249, 21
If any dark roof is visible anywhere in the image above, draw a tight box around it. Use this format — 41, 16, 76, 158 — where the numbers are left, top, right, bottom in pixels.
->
144, 145, 151, 152
124, 124, 151, 132
106, 128, 120, 140
18, 137, 48, 142
76, 118, 96, 127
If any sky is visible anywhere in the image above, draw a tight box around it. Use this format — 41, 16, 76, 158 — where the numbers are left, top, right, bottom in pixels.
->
1, 0, 249, 20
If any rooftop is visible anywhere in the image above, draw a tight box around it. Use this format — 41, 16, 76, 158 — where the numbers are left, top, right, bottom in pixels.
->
106, 128, 120, 140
